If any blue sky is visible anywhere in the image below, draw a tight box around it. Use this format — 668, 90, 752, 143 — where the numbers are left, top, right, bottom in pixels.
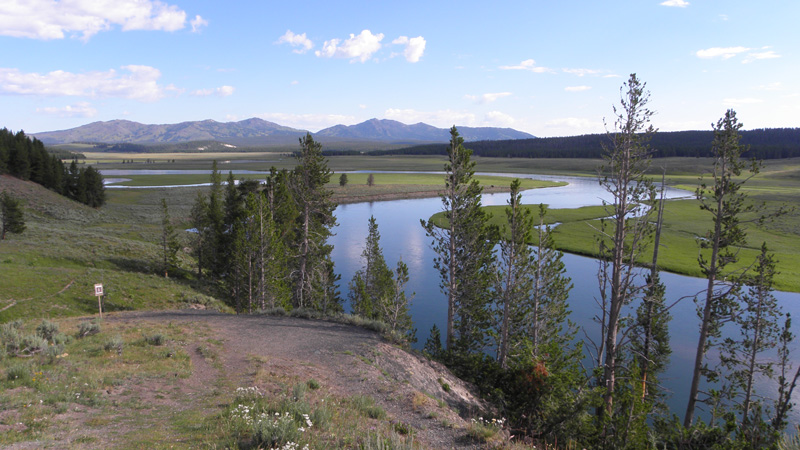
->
0, 0, 797, 137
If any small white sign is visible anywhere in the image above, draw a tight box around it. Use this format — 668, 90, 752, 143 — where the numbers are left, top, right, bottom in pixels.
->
94, 284, 104, 297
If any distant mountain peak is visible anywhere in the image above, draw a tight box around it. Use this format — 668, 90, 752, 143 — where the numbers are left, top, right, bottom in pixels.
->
31, 117, 534, 146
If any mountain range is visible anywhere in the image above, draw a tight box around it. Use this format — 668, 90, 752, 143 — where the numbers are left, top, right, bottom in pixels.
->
32, 118, 534, 147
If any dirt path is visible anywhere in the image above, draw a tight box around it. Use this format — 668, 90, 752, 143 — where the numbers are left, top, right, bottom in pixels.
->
106, 309, 490, 449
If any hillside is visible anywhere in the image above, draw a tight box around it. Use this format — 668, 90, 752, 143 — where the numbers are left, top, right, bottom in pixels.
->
31, 118, 534, 148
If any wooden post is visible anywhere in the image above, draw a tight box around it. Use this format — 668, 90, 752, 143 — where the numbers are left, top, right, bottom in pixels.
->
94, 284, 104, 318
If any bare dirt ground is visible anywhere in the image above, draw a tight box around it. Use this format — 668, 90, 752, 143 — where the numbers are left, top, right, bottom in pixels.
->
103, 309, 493, 449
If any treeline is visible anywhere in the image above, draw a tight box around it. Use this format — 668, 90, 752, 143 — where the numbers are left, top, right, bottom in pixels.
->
0, 129, 105, 207
374, 128, 800, 159
178, 134, 415, 340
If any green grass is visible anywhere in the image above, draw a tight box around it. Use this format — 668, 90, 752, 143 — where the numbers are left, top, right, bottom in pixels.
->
474, 198, 800, 292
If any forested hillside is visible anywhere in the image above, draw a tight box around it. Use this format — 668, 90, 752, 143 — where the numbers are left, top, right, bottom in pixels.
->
0, 128, 105, 207
375, 128, 800, 159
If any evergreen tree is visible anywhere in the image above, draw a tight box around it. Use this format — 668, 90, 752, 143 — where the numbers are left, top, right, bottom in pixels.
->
189, 190, 210, 278
595, 73, 657, 423
494, 179, 535, 368
630, 179, 671, 419
380, 258, 415, 341
773, 314, 799, 433
348, 216, 394, 319
290, 134, 338, 311
421, 126, 497, 353
367, 173, 375, 186
685, 109, 759, 427
423, 324, 443, 358
206, 161, 225, 277
721, 243, 784, 447
160, 198, 180, 277
1, 190, 25, 240
339, 173, 348, 187
79, 166, 105, 207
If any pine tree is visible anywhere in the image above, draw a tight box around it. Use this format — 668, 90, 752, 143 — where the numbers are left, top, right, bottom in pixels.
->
773, 314, 799, 433
380, 258, 415, 341
348, 216, 394, 319
495, 179, 535, 368
290, 134, 338, 311
206, 161, 225, 277
596, 73, 657, 421
631, 179, 671, 416
160, 198, 180, 277
339, 173, 348, 187
685, 109, 760, 427
721, 243, 784, 447
1, 190, 25, 240
421, 126, 496, 353
189, 191, 210, 278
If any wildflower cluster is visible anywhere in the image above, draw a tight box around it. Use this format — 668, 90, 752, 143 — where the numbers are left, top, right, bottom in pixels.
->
235, 386, 263, 400
470, 416, 506, 429
229, 387, 314, 449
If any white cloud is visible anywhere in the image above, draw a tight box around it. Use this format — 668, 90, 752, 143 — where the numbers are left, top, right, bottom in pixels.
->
565, 85, 592, 92
191, 85, 234, 97
743, 50, 781, 63
257, 112, 358, 132
36, 101, 97, 117
484, 111, 516, 127
0, 0, 192, 41
563, 68, 604, 77
723, 98, 763, 107
392, 36, 426, 63
660, 0, 689, 7
464, 92, 512, 104
277, 30, 313, 54
290, 80, 299, 85
359, 104, 367, 109
0, 65, 170, 101
315, 30, 384, 63
499, 59, 552, 73
696, 46, 750, 59
190, 15, 208, 33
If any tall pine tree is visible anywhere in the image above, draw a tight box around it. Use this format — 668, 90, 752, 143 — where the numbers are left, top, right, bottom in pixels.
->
421, 126, 496, 354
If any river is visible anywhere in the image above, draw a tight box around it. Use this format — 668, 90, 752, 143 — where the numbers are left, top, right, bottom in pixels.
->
329, 172, 800, 424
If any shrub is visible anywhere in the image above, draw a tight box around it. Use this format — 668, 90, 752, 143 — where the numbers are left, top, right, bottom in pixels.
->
259, 307, 288, 316
77, 321, 100, 338
104, 336, 124, 354
310, 403, 331, 430
36, 319, 59, 342
292, 382, 308, 401
351, 395, 386, 420
1, 325, 23, 354
144, 334, 165, 346
6, 364, 30, 382
21, 334, 48, 355
252, 412, 301, 448
44, 343, 65, 360
393, 422, 414, 436
306, 379, 320, 390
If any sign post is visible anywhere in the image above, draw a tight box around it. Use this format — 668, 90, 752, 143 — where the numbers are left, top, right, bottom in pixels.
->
94, 284, 104, 318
